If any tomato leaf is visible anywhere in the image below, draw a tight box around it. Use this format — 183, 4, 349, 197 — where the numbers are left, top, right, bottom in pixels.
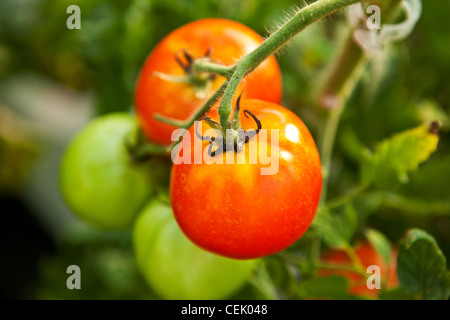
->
397, 228, 450, 300
365, 228, 392, 265
312, 205, 358, 249
361, 124, 439, 188
339, 127, 367, 163
297, 275, 353, 300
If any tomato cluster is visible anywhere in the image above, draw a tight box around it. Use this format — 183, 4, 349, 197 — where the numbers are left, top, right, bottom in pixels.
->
60, 18, 322, 298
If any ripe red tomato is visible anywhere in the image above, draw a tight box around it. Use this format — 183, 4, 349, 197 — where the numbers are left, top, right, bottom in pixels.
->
319, 241, 399, 298
135, 18, 282, 146
170, 99, 322, 259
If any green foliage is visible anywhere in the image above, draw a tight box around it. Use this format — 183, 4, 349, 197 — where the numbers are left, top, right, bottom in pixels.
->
36, 230, 156, 300
312, 205, 358, 249
297, 276, 353, 300
361, 124, 439, 188
0, 0, 449, 300
365, 228, 392, 265
397, 229, 450, 300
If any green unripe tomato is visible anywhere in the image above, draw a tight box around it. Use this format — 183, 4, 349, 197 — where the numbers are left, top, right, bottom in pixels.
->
133, 200, 258, 300
60, 113, 153, 230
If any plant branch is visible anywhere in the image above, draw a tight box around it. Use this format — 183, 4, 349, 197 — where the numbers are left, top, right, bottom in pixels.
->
149, 0, 403, 155
154, 80, 228, 128
192, 59, 235, 78
318, 32, 368, 203
344, 245, 366, 274
327, 182, 369, 209
314, 262, 367, 277
217, 0, 360, 131
150, 0, 361, 146
129, 81, 230, 159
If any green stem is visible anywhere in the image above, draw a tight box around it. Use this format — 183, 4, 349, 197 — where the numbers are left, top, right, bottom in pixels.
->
344, 246, 366, 274
192, 59, 235, 78
318, 0, 405, 203
218, 0, 360, 131
130, 81, 230, 158
318, 32, 369, 203
311, 236, 322, 267
133, 143, 171, 158
149, 0, 404, 155
250, 262, 280, 300
154, 80, 228, 128
153, 114, 186, 128
315, 262, 367, 277
280, 250, 367, 277
327, 183, 369, 209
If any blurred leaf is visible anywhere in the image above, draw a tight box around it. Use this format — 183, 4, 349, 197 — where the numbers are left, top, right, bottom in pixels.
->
250, 262, 280, 300
297, 276, 353, 300
339, 127, 367, 163
344, 205, 359, 239
312, 205, 358, 249
397, 153, 450, 202
379, 287, 417, 300
365, 228, 392, 265
36, 241, 156, 300
361, 123, 439, 188
397, 229, 450, 300
378, 192, 450, 216
0, 107, 40, 194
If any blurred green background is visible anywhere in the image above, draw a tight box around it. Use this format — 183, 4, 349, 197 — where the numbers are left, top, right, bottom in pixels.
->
0, 0, 449, 299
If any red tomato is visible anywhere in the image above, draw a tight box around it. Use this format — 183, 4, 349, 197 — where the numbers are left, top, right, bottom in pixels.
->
170, 99, 322, 259
319, 241, 399, 298
135, 18, 282, 146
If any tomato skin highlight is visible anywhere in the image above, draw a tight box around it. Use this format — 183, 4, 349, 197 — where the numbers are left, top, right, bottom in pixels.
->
135, 18, 282, 146
170, 100, 322, 259
133, 199, 257, 299
60, 113, 154, 230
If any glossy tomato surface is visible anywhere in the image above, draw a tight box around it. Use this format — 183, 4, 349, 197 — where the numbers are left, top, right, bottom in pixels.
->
170, 99, 322, 259
135, 18, 282, 146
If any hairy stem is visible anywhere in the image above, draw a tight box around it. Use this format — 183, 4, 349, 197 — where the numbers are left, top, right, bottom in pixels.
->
193, 59, 235, 78
154, 81, 228, 128
218, 0, 360, 131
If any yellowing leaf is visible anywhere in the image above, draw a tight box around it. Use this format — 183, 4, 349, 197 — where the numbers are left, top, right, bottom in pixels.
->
361, 123, 440, 187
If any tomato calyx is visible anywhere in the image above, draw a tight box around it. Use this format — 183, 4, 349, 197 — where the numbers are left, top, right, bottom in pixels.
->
174, 48, 215, 78
195, 95, 262, 157
152, 47, 220, 99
